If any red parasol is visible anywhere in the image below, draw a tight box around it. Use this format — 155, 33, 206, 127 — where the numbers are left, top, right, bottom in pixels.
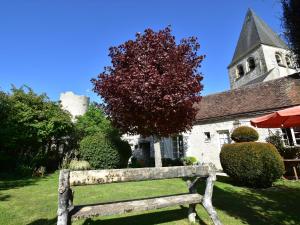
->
250, 105, 300, 128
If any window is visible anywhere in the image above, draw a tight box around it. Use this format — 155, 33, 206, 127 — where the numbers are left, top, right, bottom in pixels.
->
247, 57, 256, 71
285, 55, 293, 68
236, 64, 245, 79
204, 132, 211, 142
282, 128, 293, 146
293, 127, 300, 145
281, 127, 300, 146
218, 130, 231, 148
275, 53, 284, 66
172, 135, 184, 158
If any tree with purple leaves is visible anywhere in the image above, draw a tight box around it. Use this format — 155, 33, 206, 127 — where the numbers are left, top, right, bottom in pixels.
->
92, 27, 204, 167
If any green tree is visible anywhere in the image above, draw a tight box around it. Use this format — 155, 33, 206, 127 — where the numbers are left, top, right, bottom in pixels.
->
75, 103, 112, 137
76, 104, 132, 168
281, 0, 300, 66
0, 86, 75, 172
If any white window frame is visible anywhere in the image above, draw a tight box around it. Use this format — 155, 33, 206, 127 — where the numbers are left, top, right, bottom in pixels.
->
281, 127, 300, 147
217, 130, 231, 149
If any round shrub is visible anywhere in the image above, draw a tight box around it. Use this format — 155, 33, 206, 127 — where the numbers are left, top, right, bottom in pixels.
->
182, 156, 197, 165
69, 160, 91, 170
220, 142, 284, 188
231, 126, 259, 142
79, 133, 124, 169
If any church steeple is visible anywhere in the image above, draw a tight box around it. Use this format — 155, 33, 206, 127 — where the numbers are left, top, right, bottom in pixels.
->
228, 9, 297, 89
230, 9, 288, 66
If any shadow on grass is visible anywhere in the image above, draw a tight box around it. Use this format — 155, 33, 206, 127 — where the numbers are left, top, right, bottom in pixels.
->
25, 207, 207, 225
208, 176, 300, 225
26, 217, 57, 225
0, 173, 47, 191
80, 207, 207, 225
0, 193, 10, 201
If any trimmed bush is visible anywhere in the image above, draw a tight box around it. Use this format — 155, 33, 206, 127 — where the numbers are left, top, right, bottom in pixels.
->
182, 156, 197, 165
69, 160, 91, 170
220, 142, 284, 188
79, 133, 125, 169
231, 126, 259, 142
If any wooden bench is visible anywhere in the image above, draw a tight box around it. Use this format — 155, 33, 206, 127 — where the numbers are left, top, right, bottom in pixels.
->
57, 165, 222, 225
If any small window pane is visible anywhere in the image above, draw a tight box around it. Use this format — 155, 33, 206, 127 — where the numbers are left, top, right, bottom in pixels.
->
204, 132, 211, 142
248, 57, 256, 71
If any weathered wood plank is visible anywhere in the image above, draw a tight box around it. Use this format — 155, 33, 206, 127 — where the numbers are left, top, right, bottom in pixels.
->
187, 177, 200, 223
202, 172, 223, 225
70, 193, 203, 220
70, 165, 209, 186
57, 170, 71, 225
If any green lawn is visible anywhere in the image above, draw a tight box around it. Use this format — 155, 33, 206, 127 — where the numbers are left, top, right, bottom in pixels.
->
0, 172, 300, 225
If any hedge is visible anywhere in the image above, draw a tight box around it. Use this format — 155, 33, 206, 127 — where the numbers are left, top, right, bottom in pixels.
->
79, 133, 130, 169
220, 142, 284, 188
231, 126, 259, 142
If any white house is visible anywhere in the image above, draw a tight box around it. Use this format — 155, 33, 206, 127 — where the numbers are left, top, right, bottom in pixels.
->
125, 9, 300, 170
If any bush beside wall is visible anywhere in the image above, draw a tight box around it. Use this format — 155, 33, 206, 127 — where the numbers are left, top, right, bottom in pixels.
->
231, 126, 259, 142
220, 142, 284, 188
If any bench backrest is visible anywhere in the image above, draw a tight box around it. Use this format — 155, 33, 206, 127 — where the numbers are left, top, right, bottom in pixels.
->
69, 165, 210, 186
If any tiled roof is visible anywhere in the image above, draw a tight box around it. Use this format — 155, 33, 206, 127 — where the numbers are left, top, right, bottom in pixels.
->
194, 73, 300, 123
229, 9, 288, 67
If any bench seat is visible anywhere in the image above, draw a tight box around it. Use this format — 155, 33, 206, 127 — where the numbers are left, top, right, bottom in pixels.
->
71, 193, 202, 220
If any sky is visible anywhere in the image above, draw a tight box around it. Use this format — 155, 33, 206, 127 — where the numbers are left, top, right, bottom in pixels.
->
0, 0, 284, 102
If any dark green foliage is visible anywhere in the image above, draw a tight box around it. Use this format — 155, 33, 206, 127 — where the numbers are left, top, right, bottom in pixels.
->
128, 157, 145, 168
281, 146, 300, 159
266, 131, 300, 159
162, 158, 183, 167
231, 126, 259, 142
220, 142, 284, 188
266, 131, 285, 153
0, 86, 75, 173
75, 104, 113, 138
79, 133, 124, 169
281, 0, 300, 66
76, 104, 132, 168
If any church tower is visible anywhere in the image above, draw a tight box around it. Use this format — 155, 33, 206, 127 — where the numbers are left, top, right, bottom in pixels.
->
228, 9, 298, 89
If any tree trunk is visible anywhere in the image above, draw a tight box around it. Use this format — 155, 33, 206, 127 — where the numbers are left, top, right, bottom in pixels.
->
153, 136, 162, 167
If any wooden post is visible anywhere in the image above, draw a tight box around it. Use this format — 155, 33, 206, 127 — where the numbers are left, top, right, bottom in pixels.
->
153, 136, 162, 167
293, 166, 298, 180
57, 170, 71, 225
187, 177, 199, 223
202, 171, 222, 225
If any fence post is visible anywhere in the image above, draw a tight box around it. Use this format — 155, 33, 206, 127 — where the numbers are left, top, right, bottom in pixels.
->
187, 177, 200, 223
202, 170, 222, 225
57, 169, 71, 225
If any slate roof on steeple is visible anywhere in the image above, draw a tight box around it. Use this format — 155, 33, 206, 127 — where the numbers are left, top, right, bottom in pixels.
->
229, 9, 288, 67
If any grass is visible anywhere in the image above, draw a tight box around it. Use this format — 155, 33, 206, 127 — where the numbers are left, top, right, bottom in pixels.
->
0, 172, 300, 225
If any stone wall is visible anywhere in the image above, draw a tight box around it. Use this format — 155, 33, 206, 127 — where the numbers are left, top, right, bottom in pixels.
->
184, 117, 280, 170
123, 117, 281, 170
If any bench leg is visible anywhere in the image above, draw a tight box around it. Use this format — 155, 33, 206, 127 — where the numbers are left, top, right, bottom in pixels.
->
57, 170, 71, 225
202, 173, 222, 225
188, 204, 196, 223
187, 178, 200, 223
293, 166, 298, 180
